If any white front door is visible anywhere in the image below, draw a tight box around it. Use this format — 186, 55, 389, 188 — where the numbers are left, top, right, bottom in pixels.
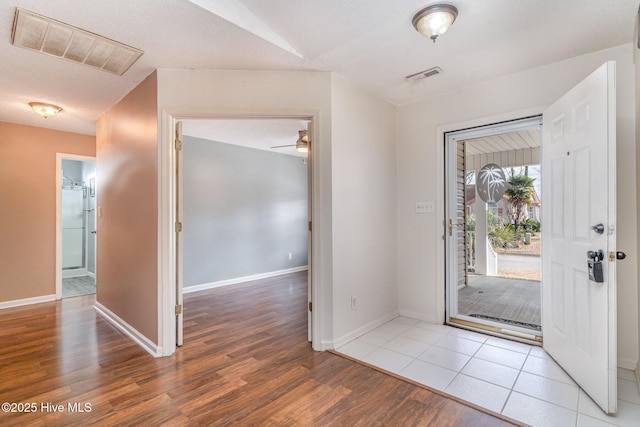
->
541, 62, 617, 414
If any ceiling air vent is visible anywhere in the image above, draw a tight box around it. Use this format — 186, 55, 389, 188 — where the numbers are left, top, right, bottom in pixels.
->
11, 8, 143, 76
405, 66, 442, 82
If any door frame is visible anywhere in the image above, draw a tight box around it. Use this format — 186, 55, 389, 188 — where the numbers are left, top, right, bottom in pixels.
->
444, 115, 543, 340
435, 107, 545, 325
158, 108, 320, 357
55, 153, 97, 300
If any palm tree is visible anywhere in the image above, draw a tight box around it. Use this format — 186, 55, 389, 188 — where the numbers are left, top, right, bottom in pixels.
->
505, 175, 535, 238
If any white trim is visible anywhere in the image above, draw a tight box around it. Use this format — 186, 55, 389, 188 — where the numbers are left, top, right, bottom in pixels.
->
94, 302, 162, 357
0, 294, 56, 310
398, 309, 438, 324
158, 108, 322, 357
617, 358, 638, 371
62, 268, 88, 278
183, 266, 309, 294
56, 153, 96, 301
333, 310, 399, 349
87, 271, 96, 279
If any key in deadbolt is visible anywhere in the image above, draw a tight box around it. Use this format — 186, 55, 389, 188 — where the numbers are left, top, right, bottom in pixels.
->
587, 250, 604, 283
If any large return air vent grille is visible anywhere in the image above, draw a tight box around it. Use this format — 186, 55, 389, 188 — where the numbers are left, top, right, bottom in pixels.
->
12, 8, 143, 76
405, 66, 442, 82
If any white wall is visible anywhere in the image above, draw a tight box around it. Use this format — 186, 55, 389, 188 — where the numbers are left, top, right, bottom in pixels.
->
635, 35, 640, 376
397, 44, 639, 367
331, 75, 398, 345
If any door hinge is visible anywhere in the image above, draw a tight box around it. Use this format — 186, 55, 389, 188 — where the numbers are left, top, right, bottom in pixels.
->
308, 221, 312, 232
308, 302, 312, 312
175, 304, 183, 315
175, 136, 183, 151
176, 222, 183, 232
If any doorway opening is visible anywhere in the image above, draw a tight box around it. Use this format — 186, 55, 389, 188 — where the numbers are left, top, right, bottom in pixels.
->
56, 154, 97, 299
445, 116, 543, 342
175, 117, 312, 347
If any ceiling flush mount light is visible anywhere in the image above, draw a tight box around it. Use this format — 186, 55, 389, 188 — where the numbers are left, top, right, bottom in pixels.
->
296, 130, 309, 153
412, 4, 458, 43
29, 102, 62, 119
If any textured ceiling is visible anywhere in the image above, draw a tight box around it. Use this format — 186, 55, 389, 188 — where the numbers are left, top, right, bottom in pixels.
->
0, 0, 638, 137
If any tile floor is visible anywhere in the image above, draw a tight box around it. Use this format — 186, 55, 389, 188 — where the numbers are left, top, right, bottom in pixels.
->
336, 317, 640, 427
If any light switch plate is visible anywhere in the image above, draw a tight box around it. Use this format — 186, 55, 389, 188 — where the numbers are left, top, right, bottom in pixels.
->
415, 201, 434, 214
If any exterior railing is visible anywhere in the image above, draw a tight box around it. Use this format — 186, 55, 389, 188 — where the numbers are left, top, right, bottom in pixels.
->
467, 231, 476, 272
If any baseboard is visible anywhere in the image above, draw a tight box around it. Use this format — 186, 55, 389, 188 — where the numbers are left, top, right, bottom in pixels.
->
333, 310, 399, 349
618, 358, 638, 371
398, 309, 438, 324
0, 294, 56, 310
94, 302, 162, 358
87, 271, 96, 279
183, 266, 308, 294
62, 268, 88, 278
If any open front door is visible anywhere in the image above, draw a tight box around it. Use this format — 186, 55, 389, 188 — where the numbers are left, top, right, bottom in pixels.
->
542, 62, 617, 414
176, 121, 184, 346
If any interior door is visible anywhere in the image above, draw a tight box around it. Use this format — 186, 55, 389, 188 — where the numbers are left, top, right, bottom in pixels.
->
306, 121, 313, 342
541, 62, 617, 414
176, 121, 184, 346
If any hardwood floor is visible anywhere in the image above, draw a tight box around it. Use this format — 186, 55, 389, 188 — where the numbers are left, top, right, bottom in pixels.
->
0, 272, 518, 426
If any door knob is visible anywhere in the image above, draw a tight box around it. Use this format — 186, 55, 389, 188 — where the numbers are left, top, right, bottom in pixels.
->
590, 223, 605, 234
448, 219, 462, 236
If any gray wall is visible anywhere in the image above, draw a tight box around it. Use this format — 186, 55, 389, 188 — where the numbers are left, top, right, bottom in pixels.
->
183, 136, 308, 287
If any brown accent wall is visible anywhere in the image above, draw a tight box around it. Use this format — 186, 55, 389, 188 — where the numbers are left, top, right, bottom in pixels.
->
96, 71, 158, 343
0, 122, 95, 302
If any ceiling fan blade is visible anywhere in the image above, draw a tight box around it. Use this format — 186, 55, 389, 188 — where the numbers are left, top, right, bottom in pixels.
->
270, 144, 296, 148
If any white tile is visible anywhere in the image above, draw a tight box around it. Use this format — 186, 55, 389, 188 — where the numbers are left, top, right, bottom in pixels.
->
461, 358, 519, 389
617, 368, 637, 382
401, 326, 447, 345
389, 316, 420, 326
513, 371, 580, 410
485, 336, 532, 354
382, 336, 430, 358
400, 359, 457, 391
447, 328, 488, 343
474, 344, 527, 369
418, 346, 471, 372
444, 374, 510, 413
577, 414, 619, 427
362, 347, 414, 374
522, 354, 575, 385
618, 378, 640, 405
503, 392, 577, 427
578, 389, 640, 427
434, 335, 482, 356
528, 345, 552, 360
377, 321, 413, 336
415, 321, 453, 334
336, 339, 377, 359
358, 329, 395, 346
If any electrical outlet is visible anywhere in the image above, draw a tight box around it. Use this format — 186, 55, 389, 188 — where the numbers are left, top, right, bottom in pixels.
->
351, 296, 357, 311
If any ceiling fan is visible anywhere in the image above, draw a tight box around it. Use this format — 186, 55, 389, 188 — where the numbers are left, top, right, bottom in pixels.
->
271, 130, 309, 153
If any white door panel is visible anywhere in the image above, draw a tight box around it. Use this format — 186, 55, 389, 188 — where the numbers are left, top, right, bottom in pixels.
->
542, 61, 616, 414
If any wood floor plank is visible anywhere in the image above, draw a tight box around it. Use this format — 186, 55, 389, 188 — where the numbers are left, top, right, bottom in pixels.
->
0, 272, 519, 425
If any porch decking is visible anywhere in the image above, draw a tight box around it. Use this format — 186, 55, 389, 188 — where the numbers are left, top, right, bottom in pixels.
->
458, 275, 541, 330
